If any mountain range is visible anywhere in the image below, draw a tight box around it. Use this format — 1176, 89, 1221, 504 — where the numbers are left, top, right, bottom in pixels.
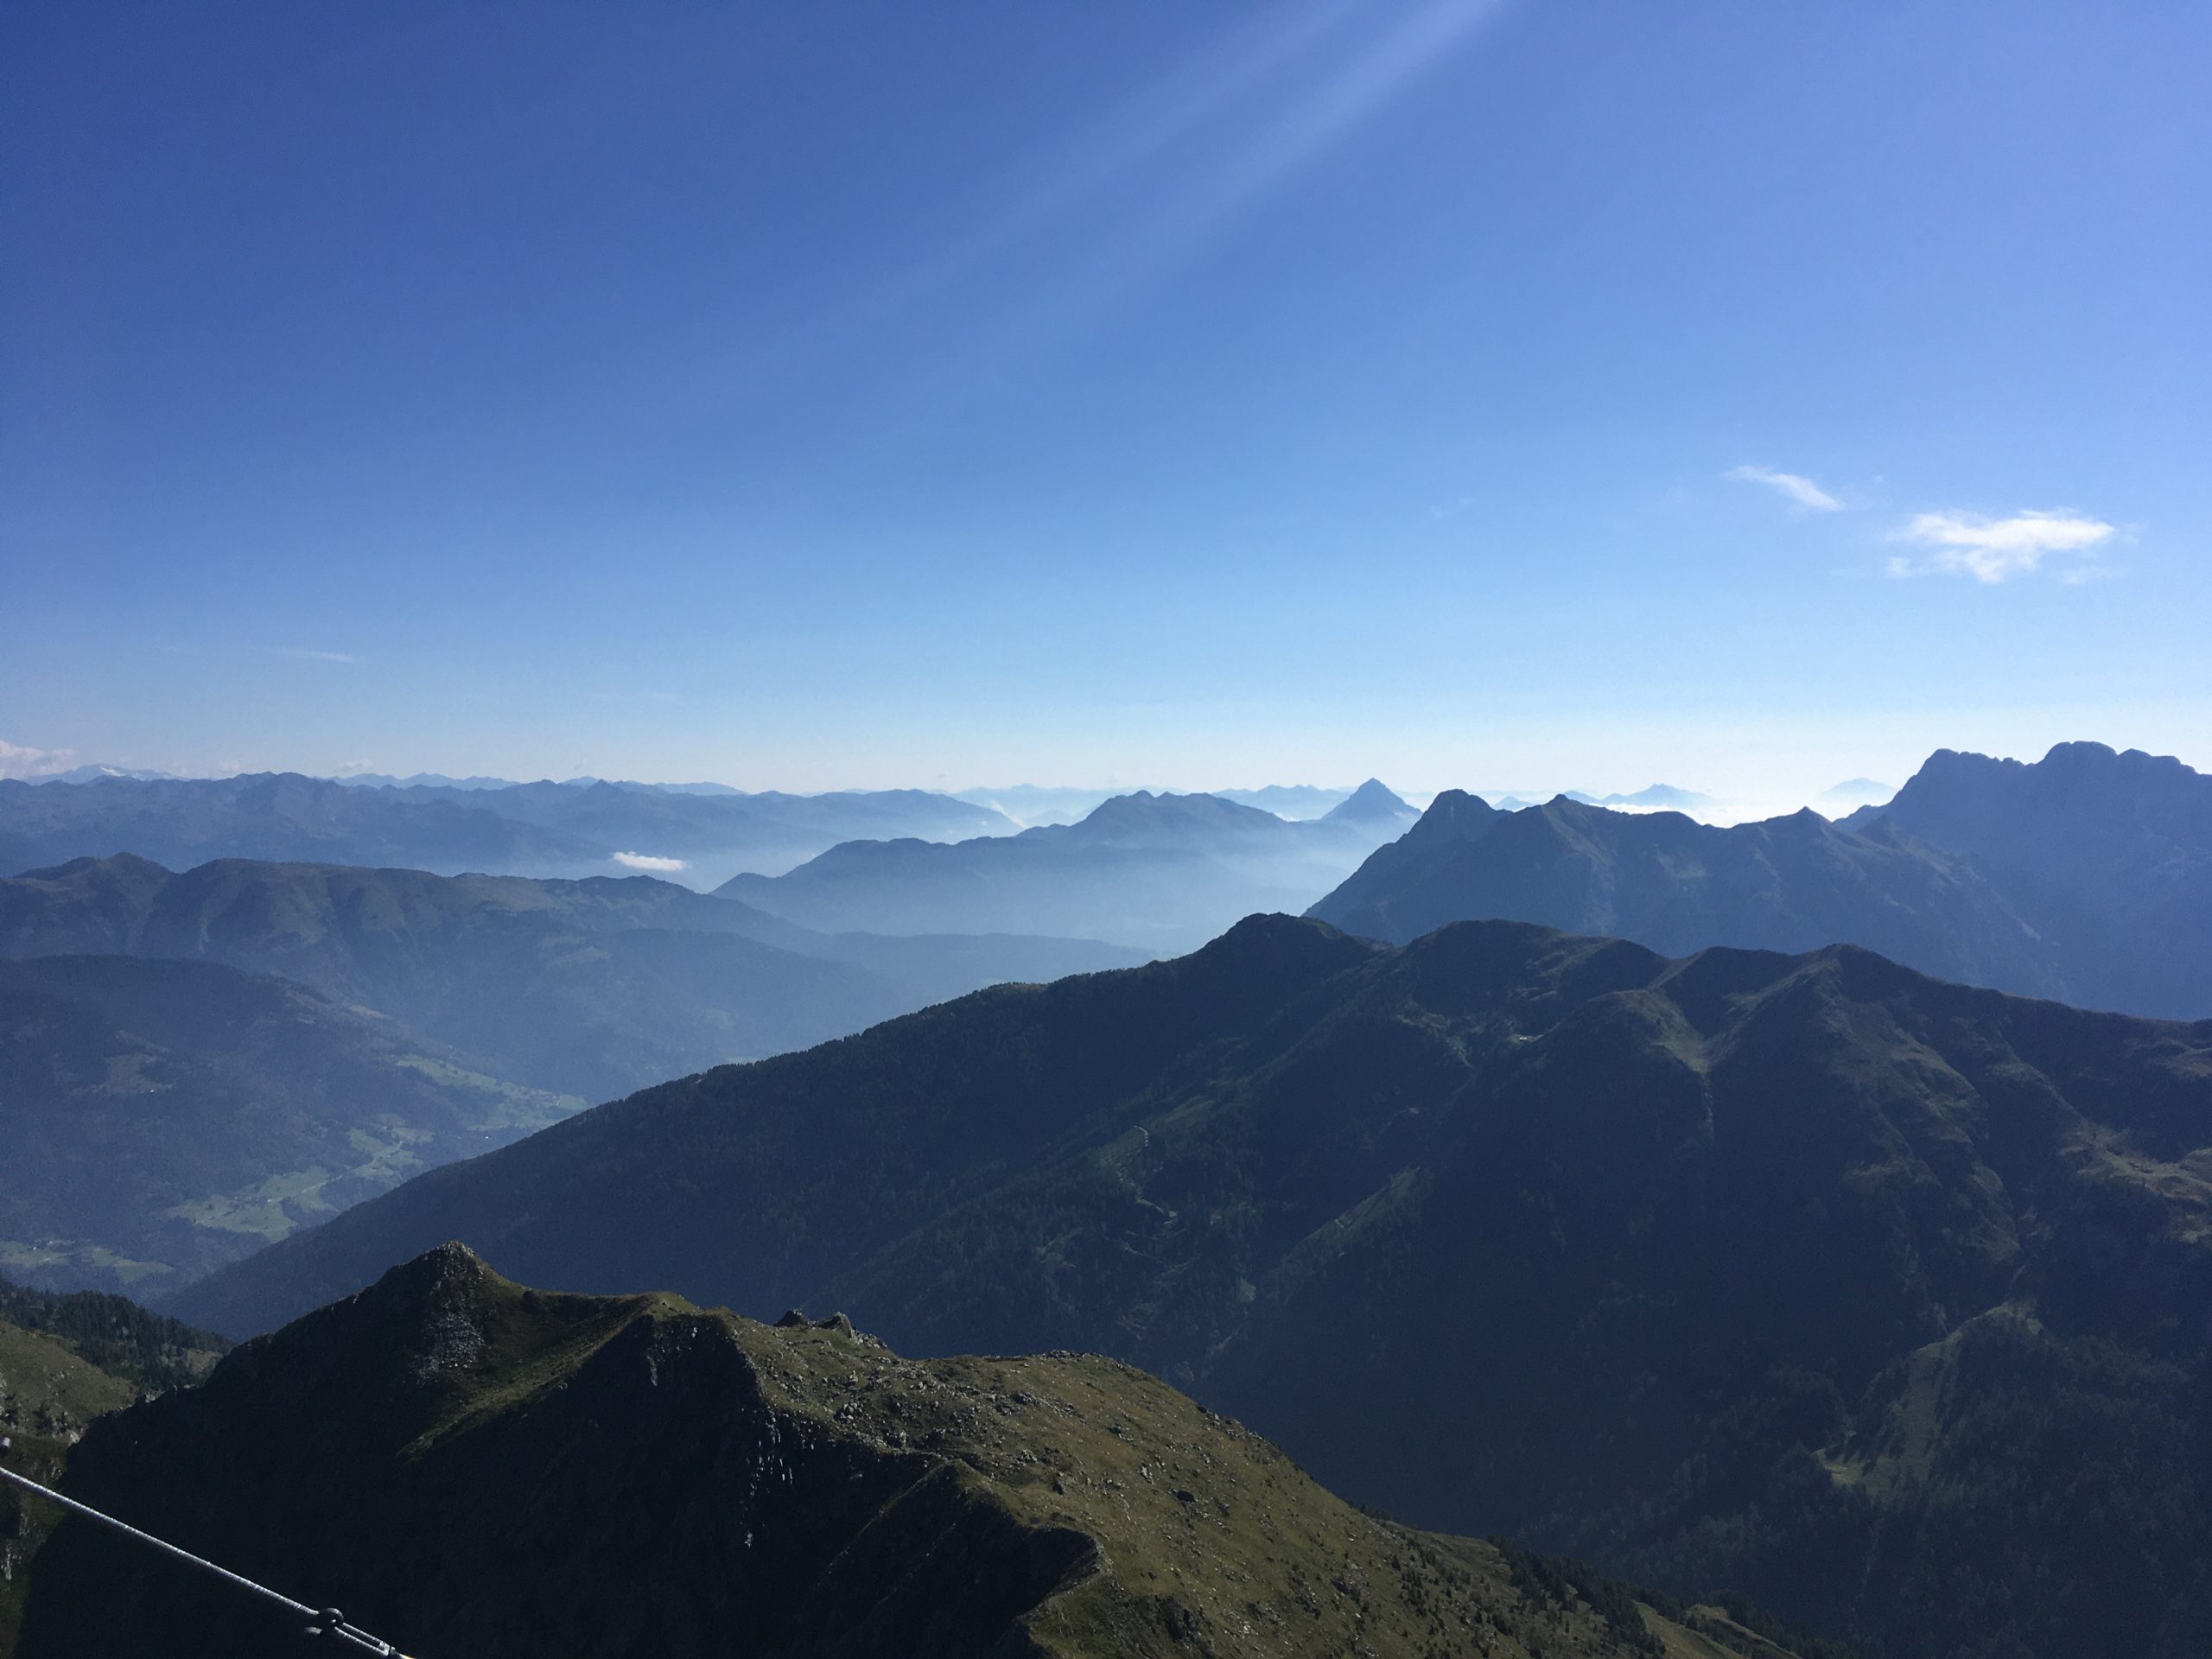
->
1311, 793, 2057, 995
170, 912, 2212, 1658
0, 772, 1016, 888
11, 767, 178, 786
1564, 785, 1717, 810
0, 855, 1141, 1108
721, 782, 1419, 951
1840, 741, 2212, 1019
21, 1244, 1827, 1659
0, 855, 1141, 1294
1312, 742, 2210, 1020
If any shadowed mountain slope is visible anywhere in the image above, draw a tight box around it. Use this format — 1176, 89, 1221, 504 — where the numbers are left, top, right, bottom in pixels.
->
0, 855, 1141, 1103
0, 1280, 226, 1651
1308, 792, 2066, 1001
721, 786, 1416, 951
0, 955, 581, 1294
24, 1245, 1813, 1659
1844, 741, 2212, 1018
175, 916, 2212, 1657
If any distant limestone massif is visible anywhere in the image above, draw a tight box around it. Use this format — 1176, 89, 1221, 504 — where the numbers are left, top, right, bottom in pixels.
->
1311, 741, 2212, 1020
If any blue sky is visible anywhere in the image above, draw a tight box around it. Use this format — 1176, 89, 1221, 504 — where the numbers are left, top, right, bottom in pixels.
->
4, 2, 2207, 802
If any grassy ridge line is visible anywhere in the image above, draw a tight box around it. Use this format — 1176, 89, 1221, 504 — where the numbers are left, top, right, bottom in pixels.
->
22, 1247, 1827, 1658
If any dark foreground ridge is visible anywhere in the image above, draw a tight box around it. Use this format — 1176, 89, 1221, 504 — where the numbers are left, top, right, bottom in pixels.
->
21, 1245, 1811, 1659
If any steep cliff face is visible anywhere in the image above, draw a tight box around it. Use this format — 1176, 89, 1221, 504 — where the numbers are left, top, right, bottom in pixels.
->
22, 1246, 1802, 1659
1308, 794, 2061, 1001
1858, 742, 2212, 1019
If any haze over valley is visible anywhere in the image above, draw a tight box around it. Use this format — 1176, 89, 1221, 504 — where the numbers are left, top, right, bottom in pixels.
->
5, 3, 2208, 1656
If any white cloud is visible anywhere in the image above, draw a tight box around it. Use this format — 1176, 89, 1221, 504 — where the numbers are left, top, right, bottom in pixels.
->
1889, 509, 2116, 584
1726, 464, 1843, 512
270, 647, 362, 664
612, 851, 689, 873
0, 738, 76, 779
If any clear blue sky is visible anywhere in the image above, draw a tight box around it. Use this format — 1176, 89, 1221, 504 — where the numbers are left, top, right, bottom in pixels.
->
4, 2, 2207, 802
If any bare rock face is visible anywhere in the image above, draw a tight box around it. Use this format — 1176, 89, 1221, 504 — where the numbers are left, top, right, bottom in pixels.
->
18, 1247, 1784, 1659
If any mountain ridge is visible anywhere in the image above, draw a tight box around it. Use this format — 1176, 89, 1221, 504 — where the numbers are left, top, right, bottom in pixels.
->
22, 1243, 1821, 1659
169, 912, 2212, 1656
1840, 741, 2212, 1017
721, 787, 1416, 950
1307, 791, 2064, 1003
0, 772, 1017, 888
1311, 742, 2211, 1020
0, 854, 1143, 1103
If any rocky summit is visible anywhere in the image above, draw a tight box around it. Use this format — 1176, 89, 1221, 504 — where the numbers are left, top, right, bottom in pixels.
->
21, 1245, 1818, 1659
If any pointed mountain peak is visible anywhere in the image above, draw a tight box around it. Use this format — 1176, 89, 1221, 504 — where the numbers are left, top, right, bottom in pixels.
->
1323, 779, 1413, 822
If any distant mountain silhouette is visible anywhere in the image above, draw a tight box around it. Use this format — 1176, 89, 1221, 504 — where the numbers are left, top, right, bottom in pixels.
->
1315, 745, 2210, 1020
1308, 792, 2061, 1000
16, 766, 179, 785
0, 773, 602, 876
0, 772, 1015, 887
951, 782, 1388, 828
1817, 777, 1895, 809
0, 855, 1141, 1103
1319, 777, 1414, 823
330, 771, 518, 790
721, 787, 1416, 950
1217, 783, 1358, 819
0, 955, 580, 1293
1839, 741, 2212, 1018
951, 784, 1132, 826
174, 915, 2212, 1659
1566, 784, 1717, 810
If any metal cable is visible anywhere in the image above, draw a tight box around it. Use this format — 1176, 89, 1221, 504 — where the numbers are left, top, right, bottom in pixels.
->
0, 1441, 406, 1653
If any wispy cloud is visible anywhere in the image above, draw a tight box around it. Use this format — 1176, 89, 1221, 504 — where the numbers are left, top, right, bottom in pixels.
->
1726, 465, 1843, 512
612, 851, 689, 873
270, 646, 363, 664
1887, 509, 2116, 584
0, 738, 76, 779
